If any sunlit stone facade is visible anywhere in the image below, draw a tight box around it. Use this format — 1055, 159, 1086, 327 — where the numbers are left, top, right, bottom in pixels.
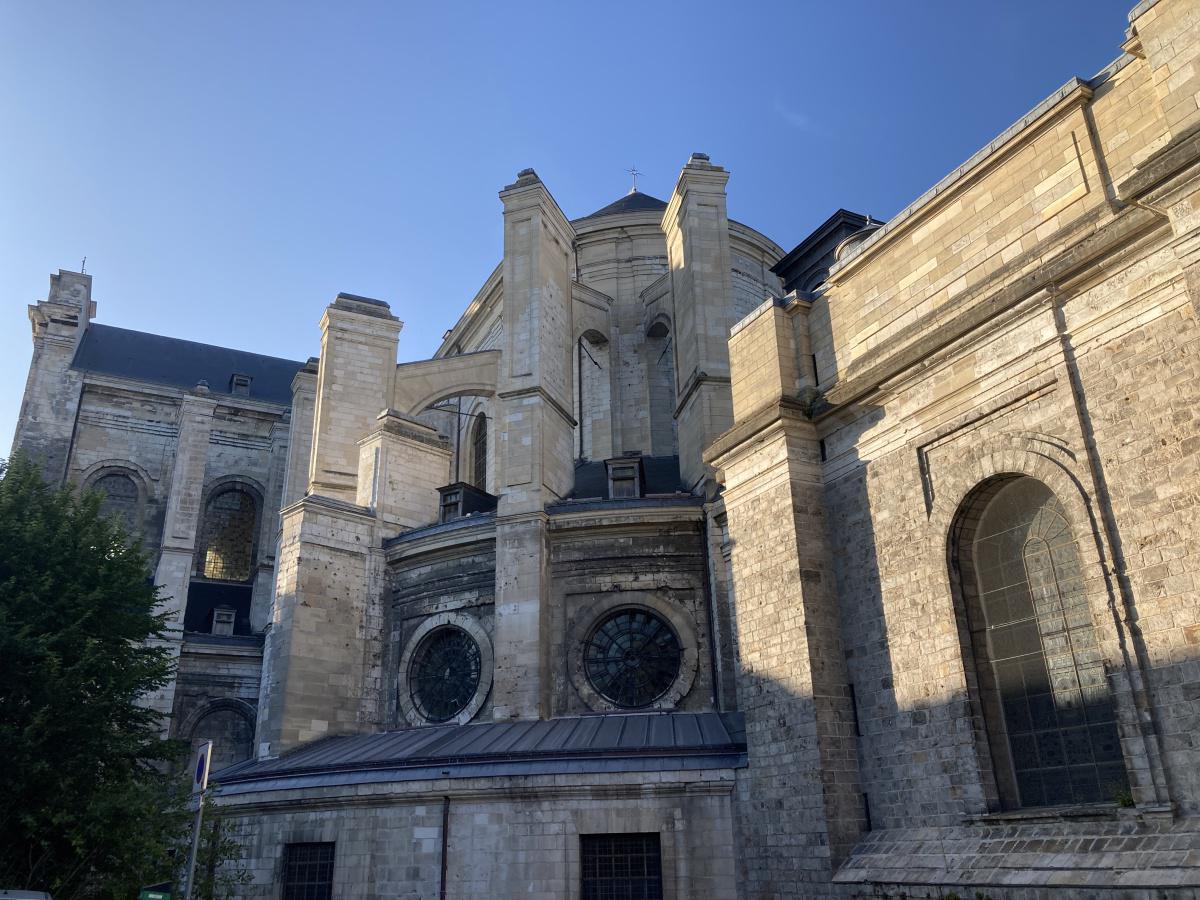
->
12, 0, 1200, 895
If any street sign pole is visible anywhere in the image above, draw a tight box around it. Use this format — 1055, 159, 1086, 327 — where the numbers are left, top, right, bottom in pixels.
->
182, 741, 213, 900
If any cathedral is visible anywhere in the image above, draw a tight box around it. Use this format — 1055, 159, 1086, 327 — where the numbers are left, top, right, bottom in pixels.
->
12, 0, 1200, 895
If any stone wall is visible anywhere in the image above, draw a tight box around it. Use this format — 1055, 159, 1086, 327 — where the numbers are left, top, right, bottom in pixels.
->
215, 770, 738, 900
709, 4, 1200, 893
549, 504, 716, 716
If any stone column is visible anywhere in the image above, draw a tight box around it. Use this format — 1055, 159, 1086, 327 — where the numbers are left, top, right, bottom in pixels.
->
662, 154, 736, 492
706, 299, 864, 894
307, 295, 401, 502
147, 387, 216, 723
491, 169, 576, 721
12, 269, 93, 483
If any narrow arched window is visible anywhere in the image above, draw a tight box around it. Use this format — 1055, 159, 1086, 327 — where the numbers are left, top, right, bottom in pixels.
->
91, 472, 139, 532
954, 476, 1127, 809
471, 413, 487, 490
197, 487, 258, 582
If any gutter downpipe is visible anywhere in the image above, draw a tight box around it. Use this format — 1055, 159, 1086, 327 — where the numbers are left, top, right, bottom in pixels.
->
439, 794, 451, 900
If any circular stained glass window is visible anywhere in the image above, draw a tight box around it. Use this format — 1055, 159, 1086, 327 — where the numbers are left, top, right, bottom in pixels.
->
408, 626, 482, 723
584, 608, 682, 708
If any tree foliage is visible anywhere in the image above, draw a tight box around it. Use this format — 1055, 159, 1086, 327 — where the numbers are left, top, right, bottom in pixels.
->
0, 454, 189, 898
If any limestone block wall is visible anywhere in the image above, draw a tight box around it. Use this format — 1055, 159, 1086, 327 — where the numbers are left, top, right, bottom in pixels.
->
386, 524, 497, 727
548, 506, 716, 716
172, 638, 262, 767
256, 496, 382, 754
65, 383, 180, 552
215, 770, 738, 900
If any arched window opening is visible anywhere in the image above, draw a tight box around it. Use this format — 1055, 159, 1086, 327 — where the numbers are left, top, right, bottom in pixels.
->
189, 707, 253, 768
92, 472, 139, 532
471, 413, 488, 490
954, 476, 1127, 809
198, 487, 258, 582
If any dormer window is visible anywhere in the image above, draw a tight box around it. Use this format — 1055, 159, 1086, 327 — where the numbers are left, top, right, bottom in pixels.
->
440, 487, 463, 523
605, 457, 644, 499
230, 373, 252, 396
437, 482, 499, 523
212, 606, 236, 636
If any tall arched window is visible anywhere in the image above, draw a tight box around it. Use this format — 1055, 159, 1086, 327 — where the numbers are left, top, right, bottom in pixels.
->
197, 487, 258, 582
91, 472, 139, 532
954, 476, 1127, 809
471, 413, 487, 490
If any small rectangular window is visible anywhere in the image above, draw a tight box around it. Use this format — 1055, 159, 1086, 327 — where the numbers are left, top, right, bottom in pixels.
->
212, 607, 236, 636
281, 842, 334, 900
440, 489, 463, 523
580, 833, 662, 900
230, 373, 252, 396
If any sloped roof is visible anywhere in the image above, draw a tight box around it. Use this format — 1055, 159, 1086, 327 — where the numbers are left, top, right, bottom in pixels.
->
216, 711, 745, 786
71, 323, 305, 406
578, 190, 669, 220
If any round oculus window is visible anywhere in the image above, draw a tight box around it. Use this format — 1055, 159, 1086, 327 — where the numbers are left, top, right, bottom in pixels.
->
408, 625, 482, 723
583, 608, 683, 708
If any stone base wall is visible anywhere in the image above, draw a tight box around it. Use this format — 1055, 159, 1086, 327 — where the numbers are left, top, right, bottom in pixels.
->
216, 770, 737, 900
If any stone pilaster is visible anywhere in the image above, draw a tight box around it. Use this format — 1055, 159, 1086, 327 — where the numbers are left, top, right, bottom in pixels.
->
308, 295, 401, 502
491, 169, 576, 721
12, 270, 93, 483
706, 299, 864, 894
662, 154, 736, 492
147, 388, 216, 723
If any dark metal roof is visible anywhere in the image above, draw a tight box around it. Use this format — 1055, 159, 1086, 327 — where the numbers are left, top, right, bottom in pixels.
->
578, 191, 669, 221
71, 323, 305, 406
216, 711, 745, 786
568, 455, 686, 499
771, 209, 876, 294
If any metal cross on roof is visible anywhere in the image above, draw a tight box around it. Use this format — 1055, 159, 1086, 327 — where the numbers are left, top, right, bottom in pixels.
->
627, 166, 642, 194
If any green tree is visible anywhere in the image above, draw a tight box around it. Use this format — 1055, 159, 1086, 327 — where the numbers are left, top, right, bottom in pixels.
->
0, 454, 189, 898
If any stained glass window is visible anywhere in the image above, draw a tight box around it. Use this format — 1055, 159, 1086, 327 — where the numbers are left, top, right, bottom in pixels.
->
581, 833, 663, 900
964, 477, 1128, 808
408, 625, 482, 723
584, 609, 681, 708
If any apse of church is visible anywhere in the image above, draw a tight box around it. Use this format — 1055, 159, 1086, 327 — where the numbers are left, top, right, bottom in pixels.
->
10, 0, 1200, 894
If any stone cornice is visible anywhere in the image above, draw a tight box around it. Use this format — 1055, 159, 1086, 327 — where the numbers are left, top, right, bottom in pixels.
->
1116, 120, 1200, 204
499, 169, 576, 252
673, 371, 732, 418
704, 397, 815, 471
212, 774, 736, 813
496, 385, 577, 428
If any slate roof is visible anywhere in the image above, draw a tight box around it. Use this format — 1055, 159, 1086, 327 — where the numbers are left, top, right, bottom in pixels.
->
71, 323, 305, 406
578, 190, 669, 220
215, 711, 745, 787
567, 455, 686, 500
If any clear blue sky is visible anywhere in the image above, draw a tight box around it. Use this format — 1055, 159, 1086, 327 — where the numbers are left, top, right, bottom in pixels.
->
1, 1, 1133, 453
